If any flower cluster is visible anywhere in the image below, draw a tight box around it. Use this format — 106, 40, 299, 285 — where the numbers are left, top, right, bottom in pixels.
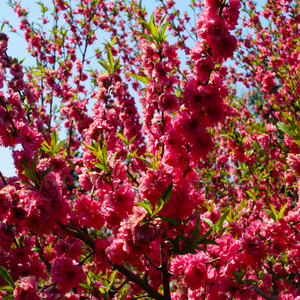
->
1, 0, 300, 299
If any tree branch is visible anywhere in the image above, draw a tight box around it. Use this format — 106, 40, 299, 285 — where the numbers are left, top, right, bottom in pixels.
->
250, 284, 281, 300
57, 220, 165, 300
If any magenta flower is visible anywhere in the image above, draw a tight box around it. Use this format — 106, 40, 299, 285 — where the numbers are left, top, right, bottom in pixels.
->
0, 188, 12, 214
287, 153, 300, 176
51, 258, 85, 293
13, 276, 40, 300
15, 125, 44, 151
241, 234, 266, 264
152, 61, 171, 86
194, 56, 215, 82
184, 253, 209, 290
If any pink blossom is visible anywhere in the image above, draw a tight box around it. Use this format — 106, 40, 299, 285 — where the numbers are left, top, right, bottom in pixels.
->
16, 125, 44, 151
257, 133, 270, 149
183, 252, 209, 290
213, 234, 240, 261
287, 153, 300, 176
193, 56, 215, 82
106, 184, 134, 212
241, 234, 266, 264
13, 276, 40, 300
51, 258, 85, 293
0, 187, 12, 214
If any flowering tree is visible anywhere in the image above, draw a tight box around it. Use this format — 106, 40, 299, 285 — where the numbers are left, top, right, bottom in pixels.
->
0, 0, 300, 299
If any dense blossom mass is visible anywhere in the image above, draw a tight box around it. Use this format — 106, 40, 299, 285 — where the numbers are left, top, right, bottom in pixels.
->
0, 0, 299, 299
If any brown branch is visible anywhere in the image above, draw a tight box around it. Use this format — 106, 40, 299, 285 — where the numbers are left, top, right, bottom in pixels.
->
36, 237, 52, 273
144, 253, 161, 271
250, 284, 281, 300
108, 261, 164, 300
0, 171, 7, 186
126, 168, 140, 186
78, 250, 95, 267
161, 242, 171, 300
6, 222, 19, 248
57, 221, 95, 249
57, 220, 165, 300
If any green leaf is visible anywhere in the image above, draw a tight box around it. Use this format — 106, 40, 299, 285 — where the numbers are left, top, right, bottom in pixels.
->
79, 283, 91, 291
21, 154, 30, 169
0, 286, 14, 292
6, 104, 12, 111
31, 153, 38, 178
55, 139, 66, 154
41, 140, 51, 152
111, 36, 117, 46
116, 132, 128, 146
135, 155, 153, 168
113, 57, 122, 72
102, 139, 108, 167
201, 217, 214, 228
156, 216, 181, 225
144, 198, 153, 211
198, 239, 219, 245
125, 73, 149, 84
136, 201, 153, 216
169, 238, 180, 253
106, 46, 114, 69
246, 190, 254, 199
232, 271, 241, 284
159, 21, 170, 41
51, 129, 58, 153
0, 267, 15, 288
1, 294, 13, 300
22, 169, 36, 184
152, 181, 173, 217
243, 279, 258, 284
105, 269, 118, 292
91, 139, 98, 151
268, 203, 278, 221
153, 198, 164, 217
136, 32, 154, 42
83, 143, 97, 152
98, 60, 112, 73
278, 203, 288, 219
129, 135, 137, 145
262, 209, 277, 222
197, 228, 213, 243
91, 162, 106, 171
1, 22, 5, 32
159, 181, 173, 205
138, 18, 150, 31
277, 122, 294, 138
149, 13, 159, 38
190, 215, 201, 242
40, 166, 55, 182
18, 180, 35, 188
214, 210, 230, 233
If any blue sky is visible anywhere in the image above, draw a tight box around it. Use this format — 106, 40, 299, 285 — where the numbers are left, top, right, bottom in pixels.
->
0, 0, 265, 178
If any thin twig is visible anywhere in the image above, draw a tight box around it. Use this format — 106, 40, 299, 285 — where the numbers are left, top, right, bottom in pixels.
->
250, 284, 281, 300
57, 221, 164, 300
0, 171, 7, 186
144, 253, 161, 271
6, 222, 19, 248
78, 250, 95, 267
161, 241, 171, 300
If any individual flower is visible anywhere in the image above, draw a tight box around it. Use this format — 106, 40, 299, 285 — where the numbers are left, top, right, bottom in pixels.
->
13, 276, 40, 300
241, 234, 266, 265
51, 258, 85, 293
287, 153, 300, 176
